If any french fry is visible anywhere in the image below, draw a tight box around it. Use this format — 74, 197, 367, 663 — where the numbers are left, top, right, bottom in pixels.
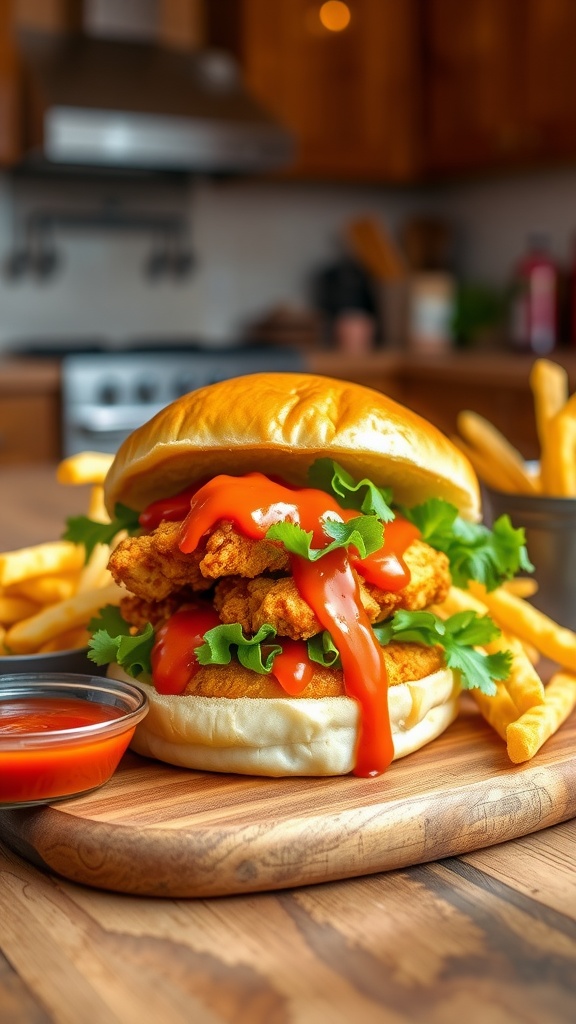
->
437, 586, 545, 713
76, 543, 112, 594
530, 358, 569, 435
451, 435, 519, 494
0, 541, 85, 588
506, 672, 576, 763
539, 401, 576, 497
87, 484, 110, 523
0, 594, 41, 626
502, 577, 538, 598
56, 451, 114, 486
470, 683, 520, 741
489, 636, 545, 713
7, 571, 80, 605
38, 626, 91, 653
457, 410, 539, 495
468, 581, 576, 671
5, 582, 123, 654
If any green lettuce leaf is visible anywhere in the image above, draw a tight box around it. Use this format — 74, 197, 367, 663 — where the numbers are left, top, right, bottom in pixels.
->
266, 514, 383, 561
195, 623, 282, 674
307, 630, 341, 668
63, 503, 141, 561
308, 458, 395, 521
401, 498, 533, 591
373, 608, 511, 695
87, 605, 154, 680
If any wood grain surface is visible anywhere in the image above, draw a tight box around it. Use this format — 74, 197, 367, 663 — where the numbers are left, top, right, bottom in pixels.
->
2, 701, 575, 898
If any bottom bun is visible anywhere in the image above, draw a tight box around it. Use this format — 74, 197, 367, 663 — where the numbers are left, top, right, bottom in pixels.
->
110, 665, 460, 777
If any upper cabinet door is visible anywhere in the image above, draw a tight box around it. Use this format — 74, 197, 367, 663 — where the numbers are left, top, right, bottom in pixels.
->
423, 0, 576, 176
229, 0, 422, 183
422, 0, 528, 175
523, 0, 576, 161
0, 5, 21, 165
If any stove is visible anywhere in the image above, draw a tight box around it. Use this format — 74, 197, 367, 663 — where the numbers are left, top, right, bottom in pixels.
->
61, 345, 304, 456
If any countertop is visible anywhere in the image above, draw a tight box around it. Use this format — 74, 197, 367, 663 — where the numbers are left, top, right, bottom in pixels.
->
1, 465, 576, 1024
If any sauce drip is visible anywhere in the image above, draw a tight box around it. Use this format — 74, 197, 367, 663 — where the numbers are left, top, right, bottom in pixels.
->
174, 472, 418, 776
139, 484, 200, 531
152, 606, 221, 695
292, 550, 393, 776
269, 639, 316, 695
0, 697, 133, 804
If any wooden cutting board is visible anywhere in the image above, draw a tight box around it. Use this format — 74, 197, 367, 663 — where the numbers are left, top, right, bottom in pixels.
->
1, 702, 575, 898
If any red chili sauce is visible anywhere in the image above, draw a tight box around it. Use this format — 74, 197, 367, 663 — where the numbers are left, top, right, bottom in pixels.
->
147, 472, 420, 778
0, 697, 132, 804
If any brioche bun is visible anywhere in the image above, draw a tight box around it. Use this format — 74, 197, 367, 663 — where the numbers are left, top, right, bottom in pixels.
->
110, 664, 460, 777
104, 372, 480, 522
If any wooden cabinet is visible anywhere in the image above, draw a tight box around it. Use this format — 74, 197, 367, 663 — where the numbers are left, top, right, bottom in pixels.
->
423, 0, 576, 176
4, 1, 576, 181
0, 360, 61, 464
208, 0, 423, 183
0, 3, 21, 165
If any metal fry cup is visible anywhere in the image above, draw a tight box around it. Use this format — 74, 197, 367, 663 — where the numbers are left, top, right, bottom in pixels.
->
485, 487, 576, 631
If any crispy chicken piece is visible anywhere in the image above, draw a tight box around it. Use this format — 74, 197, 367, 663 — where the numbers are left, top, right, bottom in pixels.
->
119, 591, 198, 630
365, 539, 451, 620
108, 521, 211, 601
199, 520, 289, 578
214, 575, 380, 640
184, 641, 445, 698
184, 660, 344, 699
214, 539, 450, 641
108, 519, 289, 602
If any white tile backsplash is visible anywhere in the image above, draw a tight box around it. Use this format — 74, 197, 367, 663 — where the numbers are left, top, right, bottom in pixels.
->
1, 167, 576, 352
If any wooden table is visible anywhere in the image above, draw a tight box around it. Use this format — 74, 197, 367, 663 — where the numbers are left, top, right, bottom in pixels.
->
1, 465, 576, 1024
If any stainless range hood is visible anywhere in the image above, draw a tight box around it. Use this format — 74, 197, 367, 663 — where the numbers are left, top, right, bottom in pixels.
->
18, 31, 295, 174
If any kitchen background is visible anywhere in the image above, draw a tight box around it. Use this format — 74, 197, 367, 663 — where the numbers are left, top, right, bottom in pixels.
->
3, 0, 576, 462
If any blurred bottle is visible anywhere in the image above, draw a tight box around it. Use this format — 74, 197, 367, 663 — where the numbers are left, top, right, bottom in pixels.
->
401, 217, 456, 353
510, 235, 559, 354
567, 236, 576, 347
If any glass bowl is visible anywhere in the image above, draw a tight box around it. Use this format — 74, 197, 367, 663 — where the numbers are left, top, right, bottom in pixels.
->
0, 673, 148, 808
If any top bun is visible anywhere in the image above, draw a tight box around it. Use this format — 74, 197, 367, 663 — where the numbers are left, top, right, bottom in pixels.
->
104, 373, 481, 521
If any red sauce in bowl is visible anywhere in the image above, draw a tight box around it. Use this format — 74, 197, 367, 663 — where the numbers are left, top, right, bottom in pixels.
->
0, 677, 148, 806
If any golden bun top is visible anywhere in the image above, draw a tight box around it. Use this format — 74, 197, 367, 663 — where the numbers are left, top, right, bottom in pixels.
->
103, 372, 481, 521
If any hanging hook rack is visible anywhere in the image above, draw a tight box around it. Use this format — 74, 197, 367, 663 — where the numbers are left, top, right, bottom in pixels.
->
3, 201, 196, 282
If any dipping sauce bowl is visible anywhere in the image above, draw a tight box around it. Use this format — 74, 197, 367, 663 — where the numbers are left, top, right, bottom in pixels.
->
0, 673, 148, 807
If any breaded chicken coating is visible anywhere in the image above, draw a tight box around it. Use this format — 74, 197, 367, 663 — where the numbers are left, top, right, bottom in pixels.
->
108, 519, 289, 601
184, 641, 445, 698
214, 539, 449, 641
199, 520, 289, 578
364, 539, 451, 618
214, 574, 380, 640
120, 590, 198, 630
108, 521, 211, 601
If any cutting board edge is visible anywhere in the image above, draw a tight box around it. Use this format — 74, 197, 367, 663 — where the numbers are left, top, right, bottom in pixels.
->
1, 754, 574, 897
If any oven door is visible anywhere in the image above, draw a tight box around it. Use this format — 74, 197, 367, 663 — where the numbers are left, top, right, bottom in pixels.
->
61, 347, 304, 456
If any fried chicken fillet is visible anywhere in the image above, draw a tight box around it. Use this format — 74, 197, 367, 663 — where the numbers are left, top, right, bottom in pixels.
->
108, 517, 451, 695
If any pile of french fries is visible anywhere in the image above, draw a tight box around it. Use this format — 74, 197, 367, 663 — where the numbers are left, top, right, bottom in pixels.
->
448, 356, 576, 762
0, 452, 122, 658
433, 579, 576, 764
454, 356, 576, 497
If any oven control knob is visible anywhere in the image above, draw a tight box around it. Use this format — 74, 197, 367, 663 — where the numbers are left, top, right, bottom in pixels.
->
135, 381, 157, 403
98, 382, 121, 405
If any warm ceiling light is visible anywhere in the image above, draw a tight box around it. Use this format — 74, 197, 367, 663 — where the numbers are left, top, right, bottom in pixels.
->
319, 1, 351, 32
